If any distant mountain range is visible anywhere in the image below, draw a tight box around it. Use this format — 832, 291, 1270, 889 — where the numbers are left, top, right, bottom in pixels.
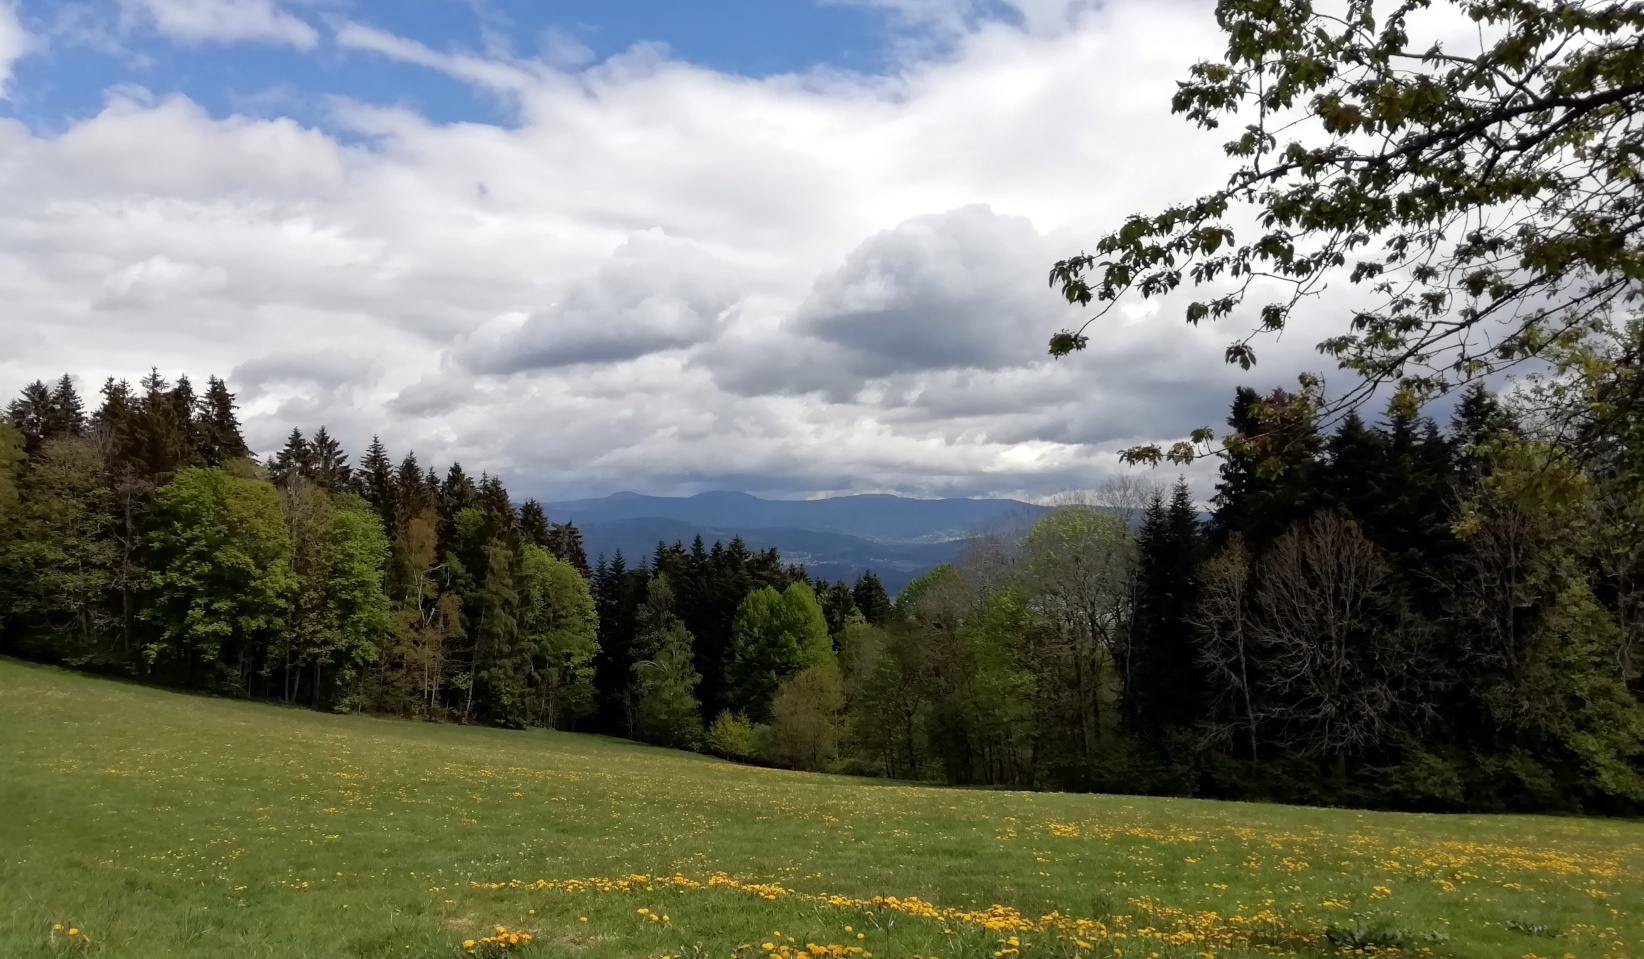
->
544, 491, 1052, 594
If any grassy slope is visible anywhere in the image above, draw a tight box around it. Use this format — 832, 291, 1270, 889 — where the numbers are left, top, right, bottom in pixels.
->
1, 658, 1640, 959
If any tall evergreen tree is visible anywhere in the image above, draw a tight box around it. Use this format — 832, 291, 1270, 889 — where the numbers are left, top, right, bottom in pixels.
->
821, 579, 857, 637
46, 374, 86, 440
1210, 386, 1324, 549
1127, 480, 1206, 731
631, 575, 705, 749
852, 571, 893, 626
518, 500, 551, 548
6, 380, 51, 454
547, 522, 589, 575
357, 436, 398, 529
269, 429, 312, 486
309, 427, 352, 491
124, 369, 197, 481
470, 541, 525, 725
193, 376, 250, 466
0, 439, 116, 664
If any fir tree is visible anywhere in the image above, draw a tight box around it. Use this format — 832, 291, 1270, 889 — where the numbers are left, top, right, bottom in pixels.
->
1323, 411, 1387, 526
6, 380, 51, 454
309, 427, 352, 491
547, 522, 589, 575
631, 575, 705, 749
46, 374, 86, 440
126, 369, 197, 480
470, 541, 525, 726
193, 376, 250, 466
440, 463, 477, 518
822, 579, 857, 637
269, 429, 313, 487
518, 500, 551, 548
852, 571, 893, 626
357, 436, 398, 528
1210, 387, 1324, 549
1127, 480, 1206, 731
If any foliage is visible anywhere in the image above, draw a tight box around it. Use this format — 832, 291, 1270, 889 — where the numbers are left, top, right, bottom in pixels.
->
0, 422, 22, 529
1047, 0, 1644, 466
726, 583, 833, 722
518, 543, 600, 729
144, 467, 296, 691
765, 664, 845, 772
633, 616, 705, 751
0, 439, 117, 664
706, 710, 757, 759
7, 363, 1643, 813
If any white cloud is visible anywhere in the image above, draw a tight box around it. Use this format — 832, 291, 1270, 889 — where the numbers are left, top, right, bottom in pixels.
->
120, 0, 319, 50
333, 22, 540, 91
0, 0, 1331, 499
0, 1, 30, 97
459, 231, 743, 373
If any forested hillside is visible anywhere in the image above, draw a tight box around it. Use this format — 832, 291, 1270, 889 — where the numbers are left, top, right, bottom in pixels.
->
4, 366, 1643, 815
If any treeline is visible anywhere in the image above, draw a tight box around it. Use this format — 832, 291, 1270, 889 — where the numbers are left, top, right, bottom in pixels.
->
827, 381, 1644, 814
0, 369, 892, 746
5, 368, 1642, 814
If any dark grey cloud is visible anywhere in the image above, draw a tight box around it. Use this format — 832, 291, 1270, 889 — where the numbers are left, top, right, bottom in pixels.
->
457, 231, 742, 374
704, 205, 1070, 400
231, 350, 379, 397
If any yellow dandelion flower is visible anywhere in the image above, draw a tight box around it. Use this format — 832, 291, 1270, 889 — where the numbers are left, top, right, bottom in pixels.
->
68, 929, 78, 937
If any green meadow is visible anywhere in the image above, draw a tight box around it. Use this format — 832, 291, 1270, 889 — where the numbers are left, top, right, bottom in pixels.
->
2, 658, 1640, 959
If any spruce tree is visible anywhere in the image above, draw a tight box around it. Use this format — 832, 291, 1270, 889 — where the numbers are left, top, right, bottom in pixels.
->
193, 376, 250, 466
471, 541, 526, 726
852, 571, 893, 626
631, 575, 705, 749
440, 463, 477, 518
126, 369, 197, 480
1210, 387, 1324, 549
6, 381, 51, 454
518, 500, 551, 548
1127, 480, 1207, 731
547, 522, 589, 575
46, 375, 85, 440
269, 429, 312, 487
358, 436, 397, 528
822, 579, 857, 637
309, 427, 352, 491
1323, 412, 1387, 526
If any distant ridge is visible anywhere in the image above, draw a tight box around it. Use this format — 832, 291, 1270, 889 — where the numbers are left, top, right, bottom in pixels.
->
546, 491, 1054, 593
544, 491, 1051, 545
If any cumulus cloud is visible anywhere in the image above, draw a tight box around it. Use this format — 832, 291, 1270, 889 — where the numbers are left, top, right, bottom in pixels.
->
119, 0, 319, 49
702, 205, 1060, 399
0, 0, 1328, 499
97, 255, 229, 309
0, 2, 26, 98
458, 231, 743, 373
233, 350, 380, 398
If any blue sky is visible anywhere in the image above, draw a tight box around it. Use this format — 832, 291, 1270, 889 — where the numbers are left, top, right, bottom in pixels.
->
0, 0, 1280, 501
7, 1, 1019, 133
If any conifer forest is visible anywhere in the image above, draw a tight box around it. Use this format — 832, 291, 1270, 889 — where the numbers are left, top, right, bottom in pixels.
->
5, 363, 1642, 817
